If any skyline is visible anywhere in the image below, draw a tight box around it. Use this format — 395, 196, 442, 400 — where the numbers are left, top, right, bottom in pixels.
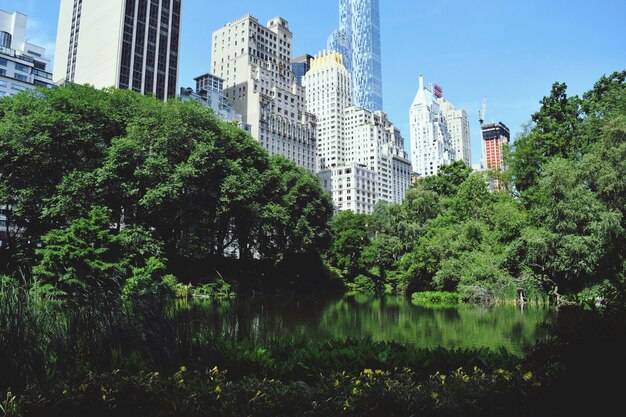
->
2, 0, 625, 166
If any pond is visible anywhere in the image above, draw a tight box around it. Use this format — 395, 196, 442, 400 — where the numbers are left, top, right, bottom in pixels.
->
175, 293, 555, 356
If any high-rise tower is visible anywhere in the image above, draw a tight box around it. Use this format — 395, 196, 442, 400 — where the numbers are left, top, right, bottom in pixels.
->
440, 98, 472, 167
409, 75, 456, 177
305, 51, 410, 214
211, 15, 317, 171
328, 0, 383, 112
481, 122, 510, 172
303, 51, 352, 170
53, 0, 181, 100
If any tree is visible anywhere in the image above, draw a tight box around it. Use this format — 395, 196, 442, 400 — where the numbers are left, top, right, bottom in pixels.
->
32, 207, 125, 301
518, 158, 622, 300
0, 86, 144, 267
418, 160, 472, 197
327, 211, 371, 278
510, 82, 583, 193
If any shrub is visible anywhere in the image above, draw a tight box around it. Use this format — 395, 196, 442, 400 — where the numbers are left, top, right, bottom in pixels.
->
412, 291, 460, 305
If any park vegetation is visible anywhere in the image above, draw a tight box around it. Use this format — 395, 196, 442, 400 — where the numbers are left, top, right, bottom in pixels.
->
327, 71, 626, 308
0, 71, 625, 415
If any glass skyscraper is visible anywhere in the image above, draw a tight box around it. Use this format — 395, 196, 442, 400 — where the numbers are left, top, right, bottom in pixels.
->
328, 0, 383, 112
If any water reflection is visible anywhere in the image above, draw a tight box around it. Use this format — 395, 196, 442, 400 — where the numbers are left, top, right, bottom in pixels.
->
173, 293, 555, 356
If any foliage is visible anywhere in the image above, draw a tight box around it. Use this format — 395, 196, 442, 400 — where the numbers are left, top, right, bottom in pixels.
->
12, 365, 545, 417
190, 276, 235, 299
323, 71, 626, 306
0, 84, 333, 301
31, 207, 126, 301
411, 291, 460, 305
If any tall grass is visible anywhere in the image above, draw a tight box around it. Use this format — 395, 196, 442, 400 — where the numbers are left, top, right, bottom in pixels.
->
0, 279, 182, 391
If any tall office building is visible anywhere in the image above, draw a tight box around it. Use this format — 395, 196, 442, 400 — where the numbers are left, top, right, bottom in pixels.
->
291, 54, 313, 86
211, 15, 316, 171
305, 51, 410, 214
303, 51, 352, 170
409, 75, 456, 177
482, 122, 510, 172
440, 98, 472, 167
53, 0, 182, 100
0, 10, 55, 97
328, 0, 383, 112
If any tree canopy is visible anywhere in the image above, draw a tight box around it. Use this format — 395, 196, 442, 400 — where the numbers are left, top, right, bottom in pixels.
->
0, 84, 333, 298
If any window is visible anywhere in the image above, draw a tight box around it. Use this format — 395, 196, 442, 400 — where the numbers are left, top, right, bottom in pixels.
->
15, 63, 30, 73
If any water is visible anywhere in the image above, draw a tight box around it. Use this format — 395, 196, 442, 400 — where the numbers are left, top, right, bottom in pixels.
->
175, 293, 555, 356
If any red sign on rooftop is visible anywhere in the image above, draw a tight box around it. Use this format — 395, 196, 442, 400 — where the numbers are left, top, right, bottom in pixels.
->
434, 84, 443, 98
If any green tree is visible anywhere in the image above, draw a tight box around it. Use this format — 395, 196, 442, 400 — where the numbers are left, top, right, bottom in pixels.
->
32, 207, 125, 300
518, 158, 622, 300
327, 211, 371, 278
418, 160, 473, 197
510, 82, 583, 194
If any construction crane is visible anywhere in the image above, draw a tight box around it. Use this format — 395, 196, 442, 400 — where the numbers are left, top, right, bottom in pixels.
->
478, 97, 487, 171
478, 97, 487, 125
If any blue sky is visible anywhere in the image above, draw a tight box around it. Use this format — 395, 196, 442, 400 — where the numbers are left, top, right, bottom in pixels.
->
3, 0, 625, 165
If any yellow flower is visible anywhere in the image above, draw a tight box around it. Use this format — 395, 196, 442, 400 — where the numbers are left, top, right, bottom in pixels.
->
523, 371, 533, 381
215, 385, 222, 394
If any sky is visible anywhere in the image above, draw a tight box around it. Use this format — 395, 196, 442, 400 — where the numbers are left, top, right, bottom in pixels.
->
2, 0, 625, 166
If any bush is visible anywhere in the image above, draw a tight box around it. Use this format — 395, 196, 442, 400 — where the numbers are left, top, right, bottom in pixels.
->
412, 291, 460, 305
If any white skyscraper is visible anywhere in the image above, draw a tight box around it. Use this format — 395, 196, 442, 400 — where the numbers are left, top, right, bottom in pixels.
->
0, 10, 55, 97
305, 52, 411, 214
53, 0, 182, 100
409, 75, 456, 177
211, 15, 316, 171
302, 51, 352, 170
440, 99, 472, 167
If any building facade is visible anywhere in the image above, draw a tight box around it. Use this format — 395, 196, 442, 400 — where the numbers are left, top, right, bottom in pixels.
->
481, 121, 510, 172
0, 10, 55, 97
440, 99, 472, 167
179, 72, 251, 133
319, 163, 377, 214
211, 15, 316, 171
409, 75, 456, 177
53, 0, 181, 100
305, 52, 410, 214
328, 0, 383, 112
302, 51, 352, 170
343, 106, 411, 205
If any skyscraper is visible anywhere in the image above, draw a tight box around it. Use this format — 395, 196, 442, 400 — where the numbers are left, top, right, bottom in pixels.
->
211, 15, 317, 171
409, 75, 456, 177
53, 0, 182, 100
440, 98, 472, 167
481, 122, 510, 172
0, 10, 55, 97
304, 51, 411, 214
303, 51, 352, 170
328, 0, 383, 112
